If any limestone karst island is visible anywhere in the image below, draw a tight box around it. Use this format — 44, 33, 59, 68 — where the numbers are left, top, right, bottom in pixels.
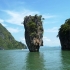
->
23, 14, 44, 52
58, 18, 70, 50
1, 14, 70, 51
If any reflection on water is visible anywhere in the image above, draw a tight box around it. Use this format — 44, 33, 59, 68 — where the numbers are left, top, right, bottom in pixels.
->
0, 50, 13, 70
61, 51, 70, 70
1, 47, 70, 70
41, 47, 63, 70
0, 50, 28, 70
25, 52, 46, 70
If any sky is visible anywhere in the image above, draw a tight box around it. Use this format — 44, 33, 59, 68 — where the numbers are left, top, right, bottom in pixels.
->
0, 0, 70, 46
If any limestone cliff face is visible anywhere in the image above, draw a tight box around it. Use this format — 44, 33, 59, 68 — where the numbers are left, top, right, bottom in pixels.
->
23, 15, 44, 52
58, 19, 70, 50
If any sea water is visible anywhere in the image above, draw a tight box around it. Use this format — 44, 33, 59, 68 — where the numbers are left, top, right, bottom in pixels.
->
0, 47, 70, 70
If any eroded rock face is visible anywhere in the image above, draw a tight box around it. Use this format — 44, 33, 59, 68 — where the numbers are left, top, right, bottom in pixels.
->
58, 19, 70, 50
23, 15, 44, 52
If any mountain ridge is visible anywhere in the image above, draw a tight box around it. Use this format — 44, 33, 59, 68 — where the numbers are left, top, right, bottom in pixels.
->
0, 23, 26, 50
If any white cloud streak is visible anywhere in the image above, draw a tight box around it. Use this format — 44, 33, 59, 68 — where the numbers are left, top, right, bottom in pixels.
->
0, 19, 7, 26
43, 15, 56, 19
43, 36, 51, 46
3, 10, 56, 26
7, 27, 21, 33
0, 19, 4, 23
20, 37, 26, 44
43, 36, 60, 46
44, 27, 59, 33
4, 10, 39, 26
43, 37, 51, 42
43, 21, 58, 24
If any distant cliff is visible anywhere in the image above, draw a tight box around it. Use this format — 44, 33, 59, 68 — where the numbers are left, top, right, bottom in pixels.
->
57, 18, 70, 50
0, 23, 27, 50
23, 14, 44, 52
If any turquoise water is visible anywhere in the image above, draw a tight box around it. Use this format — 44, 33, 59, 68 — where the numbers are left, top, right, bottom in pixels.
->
0, 47, 70, 70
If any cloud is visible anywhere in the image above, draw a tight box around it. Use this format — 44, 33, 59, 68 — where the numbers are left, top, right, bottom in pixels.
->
0, 19, 4, 23
43, 37, 51, 42
2, 23, 7, 27
3, 10, 56, 26
7, 27, 21, 33
49, 39, 60, 46
43, 36, 51, 46
44, 27, 59, 33
4, 10, 39, 26
0, 19, 7, 26
43, 36, 60, 46
43, 21, 58, 24
43, 15, 56, 19
20, 37, 26, 44
4, 10, 23, 26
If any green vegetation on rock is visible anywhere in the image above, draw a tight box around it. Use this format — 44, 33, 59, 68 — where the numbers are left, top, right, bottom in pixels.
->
57, 18, 70, 50
0, 23, 26, 50
27, 21, 37, 31
27, 21, 37, 37
23, 14, 44, 52
57, 18, 70, 37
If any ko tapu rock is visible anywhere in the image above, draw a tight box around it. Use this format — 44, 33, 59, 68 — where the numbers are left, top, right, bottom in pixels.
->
23, 14, 44, 52
57, 18, 70, 50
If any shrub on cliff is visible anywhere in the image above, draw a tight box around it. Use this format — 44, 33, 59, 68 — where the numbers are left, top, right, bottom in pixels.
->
57, 18, 70, 50
57, 18, 70, 37
23, 14, 44, 52
27, 21, 37, 31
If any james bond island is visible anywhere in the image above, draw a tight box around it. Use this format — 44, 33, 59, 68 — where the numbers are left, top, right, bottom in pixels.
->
57, 18, 70, 50
23, 15, 44, 52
